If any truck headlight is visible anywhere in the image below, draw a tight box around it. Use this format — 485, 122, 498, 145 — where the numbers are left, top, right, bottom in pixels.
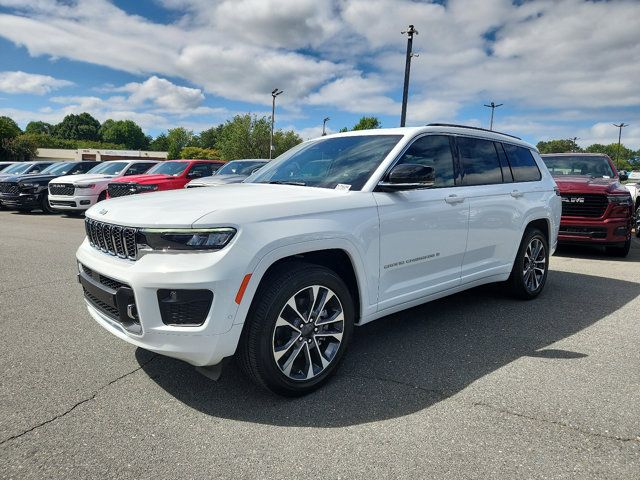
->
75, 184, 95, 189
138, 227, 236, 251
19, 183, 38, 191
607, 195, 632, 206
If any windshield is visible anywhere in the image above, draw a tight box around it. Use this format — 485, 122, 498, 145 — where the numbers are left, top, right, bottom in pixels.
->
0, 163, 14, 173
249, 135, 402, 190
542, 155, 616, 178
217, 160, 267, 176
41, 162, 72, 175
87, 162, 129, 175
146, 161, 189, 176
2, 162, 34, 175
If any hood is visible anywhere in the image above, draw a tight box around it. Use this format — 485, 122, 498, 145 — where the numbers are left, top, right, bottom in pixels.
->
109, 174, 178, 184
187, 174, 246, 187
52, 173, 116, 185
0, 173, 59, 184
553, 176, 628, 195
86, 183, 368, 228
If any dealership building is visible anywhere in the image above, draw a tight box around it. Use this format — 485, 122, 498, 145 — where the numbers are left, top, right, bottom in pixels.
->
35, 148, 167, 162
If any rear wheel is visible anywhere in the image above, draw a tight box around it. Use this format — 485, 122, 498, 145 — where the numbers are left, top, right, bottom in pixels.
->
238, 262, 354, 396
605, 239, 631, 257
507, 228, 549, 299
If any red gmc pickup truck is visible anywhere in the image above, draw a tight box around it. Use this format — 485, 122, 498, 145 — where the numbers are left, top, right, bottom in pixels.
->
541, 153, 633, 257
107, 159, 224, 198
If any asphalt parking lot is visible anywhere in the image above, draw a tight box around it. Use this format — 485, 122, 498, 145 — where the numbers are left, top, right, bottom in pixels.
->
0, 210, 639, 479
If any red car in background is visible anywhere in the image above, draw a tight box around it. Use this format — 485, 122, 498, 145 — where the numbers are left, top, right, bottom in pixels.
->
541, 153, 633, 257
107, 159, 224, 198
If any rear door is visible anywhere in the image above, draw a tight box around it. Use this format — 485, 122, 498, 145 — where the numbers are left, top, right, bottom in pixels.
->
375, 134, 470, 310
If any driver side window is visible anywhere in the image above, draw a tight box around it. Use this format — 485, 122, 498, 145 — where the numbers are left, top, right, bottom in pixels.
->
396, 135, 455, 187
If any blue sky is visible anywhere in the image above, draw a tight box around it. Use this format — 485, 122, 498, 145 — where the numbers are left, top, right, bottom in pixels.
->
0, 0, 638, 148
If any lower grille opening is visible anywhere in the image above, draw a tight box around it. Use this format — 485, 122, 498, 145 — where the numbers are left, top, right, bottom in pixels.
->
559, 226, 607, 239
157, 289, 213, 326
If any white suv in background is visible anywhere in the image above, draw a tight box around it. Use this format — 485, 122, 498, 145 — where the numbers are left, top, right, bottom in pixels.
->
49, 160, 158, 213
76, 125, 561, 396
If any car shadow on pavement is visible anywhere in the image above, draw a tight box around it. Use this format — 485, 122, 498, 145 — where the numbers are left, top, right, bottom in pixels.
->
554, 240, 640, 263
137, 270, 639, 427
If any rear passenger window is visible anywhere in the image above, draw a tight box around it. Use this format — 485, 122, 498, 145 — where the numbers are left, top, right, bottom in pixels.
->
502, 144, 541, 182
396, 135, 455, 187
457, 137, 502, 185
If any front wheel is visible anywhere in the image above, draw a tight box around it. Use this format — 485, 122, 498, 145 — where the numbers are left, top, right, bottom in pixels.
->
238, 262, 354, 396
507, 228, 549, 299
605, 239, 631, 258
41, 193, 56, 214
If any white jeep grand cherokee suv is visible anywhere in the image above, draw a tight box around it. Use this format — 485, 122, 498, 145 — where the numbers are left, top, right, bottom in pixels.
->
76, 125, 561, 396
49, 159, 158, 213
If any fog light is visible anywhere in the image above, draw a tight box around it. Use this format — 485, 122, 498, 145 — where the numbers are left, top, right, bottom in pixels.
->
614, 226, 628, 236
157, 289, 213, 326
80, 200, 90, 205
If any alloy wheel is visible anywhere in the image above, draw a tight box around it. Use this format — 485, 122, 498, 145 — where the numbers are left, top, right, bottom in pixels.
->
522, 237, 546, 292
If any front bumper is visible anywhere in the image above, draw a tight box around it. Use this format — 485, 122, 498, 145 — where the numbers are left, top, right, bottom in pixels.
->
0, 192, 40, 209
49, 192, 99, 210
76, 240, 247, 366
558, 216, 632, 245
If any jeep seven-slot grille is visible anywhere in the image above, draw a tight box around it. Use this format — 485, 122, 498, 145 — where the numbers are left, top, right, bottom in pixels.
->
0, 182, 19, 194
85, 218, 137, 260
49, 183, 75, 196
108, 183, 138, 198
561, 194, 608, 218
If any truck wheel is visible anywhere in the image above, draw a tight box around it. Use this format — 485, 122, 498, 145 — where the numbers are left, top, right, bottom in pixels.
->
41, 193, 56, 214
238, 262, 354, 396
605, 239, 631, 258
507, 228, 549, 300
97, 191, 107, 202
635, 205, 639, 238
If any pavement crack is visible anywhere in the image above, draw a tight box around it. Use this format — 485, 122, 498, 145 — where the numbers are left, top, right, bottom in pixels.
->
0, 354, 158, 446
340, 372, 452, 399
472, 401, 640, 443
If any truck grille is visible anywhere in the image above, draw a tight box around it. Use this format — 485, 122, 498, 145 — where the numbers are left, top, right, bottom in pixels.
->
108, 183, 138, 198
49, 183, 75, 196
561, 194, 608, 218
85, 218, 138, 260
0, 182, 19, 194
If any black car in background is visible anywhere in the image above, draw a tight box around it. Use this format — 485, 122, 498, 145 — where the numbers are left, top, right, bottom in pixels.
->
0, 161, 99, 213
0, 162, 17, 173
0, 161, 54, 180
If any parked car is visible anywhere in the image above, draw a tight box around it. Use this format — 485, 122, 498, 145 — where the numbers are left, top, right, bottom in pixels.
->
624, 180, 640, 238
76, 125, 560, 396
541, 153, 633, 256
107, 159, 224, 197
48, 160, 158, 214
0, 162, 17, 173
0, 161, 99, 213
0, 161, 54, 180
185, 159, 268, 188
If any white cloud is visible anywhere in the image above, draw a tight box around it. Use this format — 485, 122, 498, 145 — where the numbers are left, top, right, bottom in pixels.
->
306, 75, 398, 114
113, 76, 204, 111
0, 70, 73, 95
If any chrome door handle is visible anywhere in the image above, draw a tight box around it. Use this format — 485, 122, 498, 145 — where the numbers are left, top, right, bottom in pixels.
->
444, 194, 465, 204
510, 190, 524, 198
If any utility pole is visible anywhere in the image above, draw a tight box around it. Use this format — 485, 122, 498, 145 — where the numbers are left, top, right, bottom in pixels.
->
572, 137, 579, 152
322, 117, 330, 136
270, 88, 283, 159
612, 123, 628, 169
400, 24, 418, 127
483, 101, 503, 131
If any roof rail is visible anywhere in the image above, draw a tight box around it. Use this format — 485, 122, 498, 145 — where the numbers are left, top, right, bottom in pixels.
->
426, 123, 521, 140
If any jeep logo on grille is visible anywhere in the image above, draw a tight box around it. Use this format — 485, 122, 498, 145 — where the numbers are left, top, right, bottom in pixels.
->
562, 197, 585, 203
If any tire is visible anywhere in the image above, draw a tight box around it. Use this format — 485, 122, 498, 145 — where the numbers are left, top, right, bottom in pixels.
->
605, 239, 631, 258
507, 228, 549, 300
97, 191, 107, 202
635, 205, 639, 238
237, 261, 355, 396
41, 193, 56, 214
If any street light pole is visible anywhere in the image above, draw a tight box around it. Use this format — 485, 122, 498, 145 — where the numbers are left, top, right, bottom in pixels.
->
483, 101, 503, 131
322, 117, 330, 136
400, 24, 418, 127
612, 123, 628, 169
572, 137, 579, 152
270, 88, 283, 159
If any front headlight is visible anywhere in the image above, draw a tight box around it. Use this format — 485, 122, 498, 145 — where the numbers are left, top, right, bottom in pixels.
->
19, 183, 38, 191
607, 194, 632, 206
138, 227, 236, 251
75, 184, 95, 189
137, 184, 158, 192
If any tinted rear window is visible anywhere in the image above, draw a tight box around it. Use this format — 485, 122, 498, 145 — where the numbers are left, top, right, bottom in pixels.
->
503, 144, 541, 182
457, 137, 502, 185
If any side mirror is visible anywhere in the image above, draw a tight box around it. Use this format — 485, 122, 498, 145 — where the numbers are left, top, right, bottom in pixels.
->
619, 173, 628, 181
378, 164, 435, 191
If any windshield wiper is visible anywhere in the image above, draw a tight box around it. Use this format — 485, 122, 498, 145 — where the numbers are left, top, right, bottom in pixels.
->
267, 180, 307, 186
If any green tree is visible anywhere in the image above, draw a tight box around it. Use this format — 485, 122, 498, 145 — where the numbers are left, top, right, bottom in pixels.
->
19, 132, 124, 150
54, 113, 101, 141
25, 121, 54, 135
0, 116, 21, 143
536, 139, 580, 154
272, 129, 303, 157
99, 119, 149, 149
195, 125, 224, 149
166, 127, 194, 159
179, 146, 221, 160
216, 114, 272, 160
352, 116, 381, 130
2, 135, 37, 162
149, 133, 170, 151
585, 143, 634, 170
